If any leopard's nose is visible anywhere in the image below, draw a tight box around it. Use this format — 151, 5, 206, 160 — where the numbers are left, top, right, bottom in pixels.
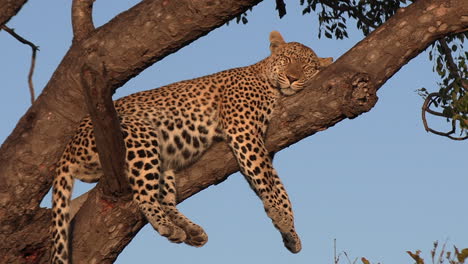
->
287, 74, 299, 83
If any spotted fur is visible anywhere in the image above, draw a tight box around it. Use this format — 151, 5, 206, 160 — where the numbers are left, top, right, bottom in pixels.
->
51, 31, 333, 263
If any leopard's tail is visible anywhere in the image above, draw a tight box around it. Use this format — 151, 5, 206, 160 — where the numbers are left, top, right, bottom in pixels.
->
51, 162, 75, 264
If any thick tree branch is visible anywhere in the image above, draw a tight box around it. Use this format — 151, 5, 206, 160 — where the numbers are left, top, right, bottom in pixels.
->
0, 0, 467, 262
81, 63, 130, 196
0, 0, 28, 27
72, 0, 95, 42
74, 0, 129, 198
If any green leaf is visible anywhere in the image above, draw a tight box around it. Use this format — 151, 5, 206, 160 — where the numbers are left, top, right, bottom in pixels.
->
442, 107, 454, 118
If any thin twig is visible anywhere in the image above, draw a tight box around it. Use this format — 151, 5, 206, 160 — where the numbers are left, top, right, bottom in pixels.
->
1, 25, 38, 104
334, 239, 338, 264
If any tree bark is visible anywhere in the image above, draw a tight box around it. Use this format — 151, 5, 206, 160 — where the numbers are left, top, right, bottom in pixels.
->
73, 0, 130, 198
0, 0, 28, 27
0, 0, 466, 263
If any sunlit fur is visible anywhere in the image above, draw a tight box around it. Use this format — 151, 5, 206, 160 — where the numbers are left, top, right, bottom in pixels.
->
51, 31, 332, 263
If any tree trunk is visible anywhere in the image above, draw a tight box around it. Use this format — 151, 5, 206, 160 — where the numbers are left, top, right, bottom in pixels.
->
0, 0, 466, 263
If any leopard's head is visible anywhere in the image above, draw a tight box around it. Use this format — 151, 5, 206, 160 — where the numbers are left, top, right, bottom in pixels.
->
264, 31, 333, 96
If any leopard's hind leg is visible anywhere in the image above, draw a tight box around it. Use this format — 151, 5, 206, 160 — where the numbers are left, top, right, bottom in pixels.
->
159, 170, 208, 246
52, 116, 102, 264
121, 118, 186, 243
51, 164, 74, 264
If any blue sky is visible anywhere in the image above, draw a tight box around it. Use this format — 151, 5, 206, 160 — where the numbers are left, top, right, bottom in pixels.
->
1, 1, 466, 263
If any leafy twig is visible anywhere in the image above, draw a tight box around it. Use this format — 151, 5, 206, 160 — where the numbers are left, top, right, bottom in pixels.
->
421, 92, 468, 140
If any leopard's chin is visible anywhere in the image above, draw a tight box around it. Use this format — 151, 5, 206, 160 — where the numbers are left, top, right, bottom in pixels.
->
280, 87, 297, 96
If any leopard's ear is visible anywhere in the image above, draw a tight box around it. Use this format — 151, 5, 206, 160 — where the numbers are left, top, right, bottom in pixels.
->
269, 30, 285, 54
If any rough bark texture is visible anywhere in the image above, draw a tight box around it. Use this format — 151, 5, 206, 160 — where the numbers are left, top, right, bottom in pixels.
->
0, 0, 466, 263
0, 0, 28, 27
80, 63, 130, 197
74, 0, 130, 198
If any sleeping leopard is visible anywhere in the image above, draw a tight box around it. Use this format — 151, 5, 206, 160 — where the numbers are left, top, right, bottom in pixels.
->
51, 31, 333, 263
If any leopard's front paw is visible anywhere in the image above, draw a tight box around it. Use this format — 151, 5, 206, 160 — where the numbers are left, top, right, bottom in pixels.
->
158, 223, 187, 244
265, 205, 301, 253
266, 205, 294, 231
281, 230, 302, 253
183, 223, 208, 247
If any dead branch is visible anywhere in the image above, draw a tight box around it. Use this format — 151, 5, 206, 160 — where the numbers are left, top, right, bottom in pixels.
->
1, 25, 38, 104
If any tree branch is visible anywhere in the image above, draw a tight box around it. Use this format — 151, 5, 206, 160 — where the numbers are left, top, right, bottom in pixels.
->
72, 0, 95, 42
74, 0, 129, 198
1, 25, 38, 104
421, 92, 468, 140
420, 36, 467, 140
80, 62, 130, 196
0, 0, 28, 27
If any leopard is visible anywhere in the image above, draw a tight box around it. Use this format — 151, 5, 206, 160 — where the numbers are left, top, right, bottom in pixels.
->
51, 31, 333, 263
